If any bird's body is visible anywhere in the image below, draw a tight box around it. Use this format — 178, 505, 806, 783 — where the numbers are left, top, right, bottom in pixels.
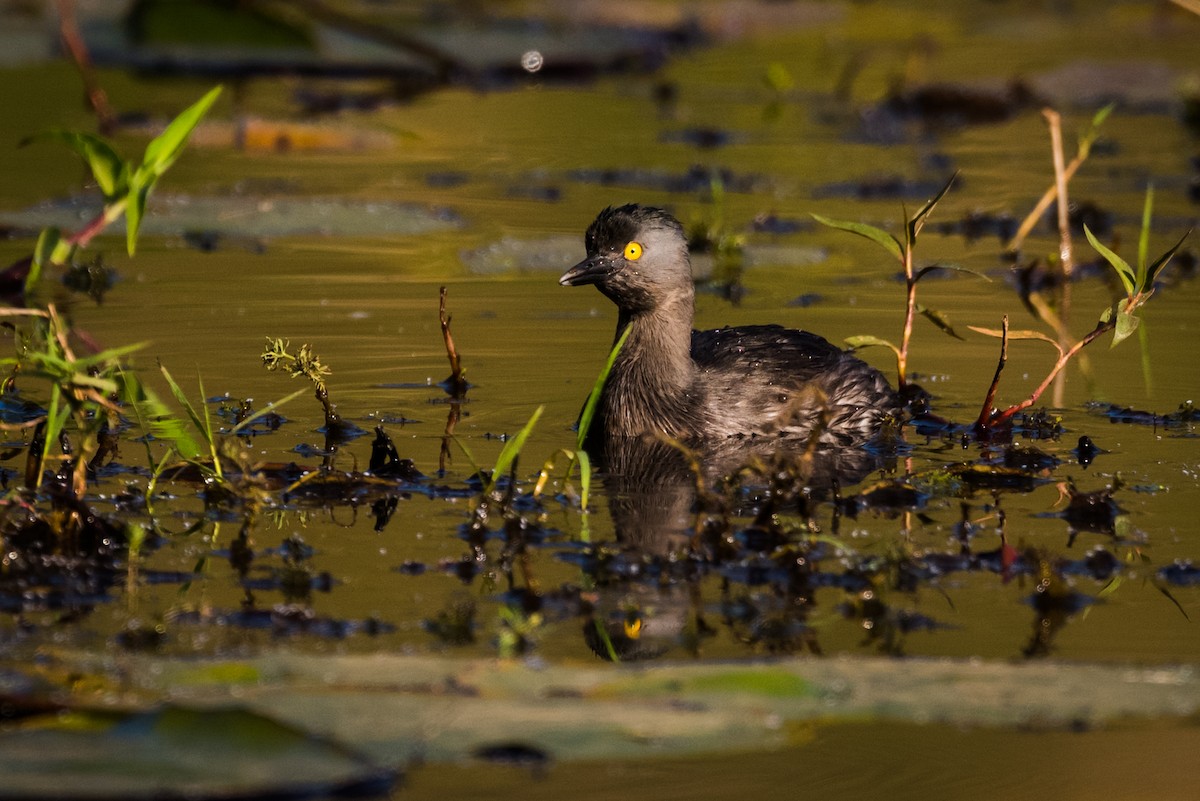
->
561, 204, 900, 446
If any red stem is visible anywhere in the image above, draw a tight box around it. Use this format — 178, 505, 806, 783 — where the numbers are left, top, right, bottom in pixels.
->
65, 209, 111, 250
897, 244, 916, 388
980, 318, 1112, 431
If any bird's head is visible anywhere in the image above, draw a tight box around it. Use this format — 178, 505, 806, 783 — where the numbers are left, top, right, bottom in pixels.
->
559, 204, 693, 313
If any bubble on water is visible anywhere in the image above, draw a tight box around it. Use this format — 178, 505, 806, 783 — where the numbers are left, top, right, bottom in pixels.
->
521, 50, 544, 73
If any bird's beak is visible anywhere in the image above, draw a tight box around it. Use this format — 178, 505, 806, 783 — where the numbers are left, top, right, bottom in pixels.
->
559, 254, 610, 287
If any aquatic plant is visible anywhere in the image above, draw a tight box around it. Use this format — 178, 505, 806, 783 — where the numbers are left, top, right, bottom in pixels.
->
2, 305, 140, 498
813, 105, 1187, 438
0, 86, 221, 527
814, 172, 976, 391
533, 325, 631, 514
972, 187, 1190, 433
687, 177, 747, 302
260, 338, 343, 433
1004, 105, 1112, 257
438, 286, 468, 398
20, 85, 223, 294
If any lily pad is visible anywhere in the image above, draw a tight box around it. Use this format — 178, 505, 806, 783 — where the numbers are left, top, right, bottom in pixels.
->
0, 706, 398, 800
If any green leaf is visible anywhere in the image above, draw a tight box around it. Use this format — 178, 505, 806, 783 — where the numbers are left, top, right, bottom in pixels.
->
141, 85, 222, 177
38, 384, 70, 489
125, 175, 152, 256
1112, 305, 1139, 349
844, 335, 901, 358
916, 304, 963, 340
1145, 228, 1192, 287
487, 405, 544, 494
27, 227, 62, 297
577, 324, 632, 450
763, 62, 795, 93
1077, 103, 1114, 157
811, 214, 903, 262
125, 86, 222, 255
1084, 224, 1135, 296
32, 226, 62, 269
907, 172, 958, 243
71, 340, 149, 371
967, 325, 1064, 353
914, 263, 992, 283
118, 369, 202, 461
1089, 103, 1114, 133
67, 372, 119, 394
577, 448, 592, 511
22, 130, 127, 199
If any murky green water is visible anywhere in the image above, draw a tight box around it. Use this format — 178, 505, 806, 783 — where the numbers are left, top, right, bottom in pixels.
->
1, 1, 1199, 797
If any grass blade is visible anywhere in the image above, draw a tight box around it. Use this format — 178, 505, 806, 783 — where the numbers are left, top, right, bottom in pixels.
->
228, 388, 309, 436
577, 448, 592, 511
28, 227, 60, 296
1078, 103, 1114, 158
37, 384, 69, 489
125, 178, 150, 256
159, 364, 212, 451
117, 368, 202, 461
1137, 185, 1154, 286
487, 405, 544, 493
577, 324, 631, 450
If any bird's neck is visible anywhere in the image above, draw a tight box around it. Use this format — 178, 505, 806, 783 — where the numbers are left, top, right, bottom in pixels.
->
593, 294, 698, 440
615, 294, 695, 390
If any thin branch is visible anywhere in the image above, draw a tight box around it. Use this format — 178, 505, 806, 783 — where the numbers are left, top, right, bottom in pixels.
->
1043, 108, 1074, 278
260, 0, 474, 82
55, 0, 116, 134
1006, 118, 1091, 255
439, 286, 467, 398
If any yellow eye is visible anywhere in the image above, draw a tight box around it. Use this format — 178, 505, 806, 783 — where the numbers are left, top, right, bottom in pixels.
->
624, 241, 643, 261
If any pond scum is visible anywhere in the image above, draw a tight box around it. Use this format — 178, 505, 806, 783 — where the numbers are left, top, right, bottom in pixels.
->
0, 87, 1197, 670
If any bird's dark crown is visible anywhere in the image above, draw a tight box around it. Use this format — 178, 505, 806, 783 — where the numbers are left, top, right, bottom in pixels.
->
585, 204, 684, 255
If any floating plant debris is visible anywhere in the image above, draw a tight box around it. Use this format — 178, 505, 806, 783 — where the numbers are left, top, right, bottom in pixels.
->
1158, 561, 1200, 587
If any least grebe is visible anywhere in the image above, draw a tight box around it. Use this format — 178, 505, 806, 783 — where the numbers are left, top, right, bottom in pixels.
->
560, 204, 900, 445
